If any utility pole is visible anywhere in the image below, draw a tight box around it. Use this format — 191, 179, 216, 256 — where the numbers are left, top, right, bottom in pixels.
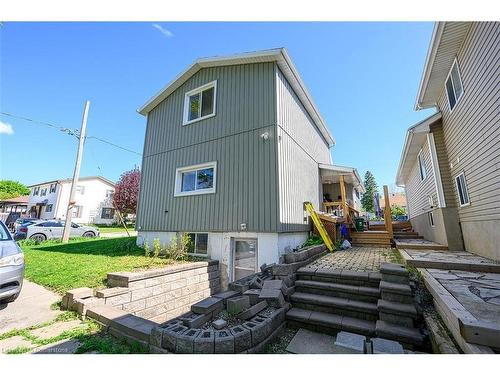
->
62, 101, 90, 243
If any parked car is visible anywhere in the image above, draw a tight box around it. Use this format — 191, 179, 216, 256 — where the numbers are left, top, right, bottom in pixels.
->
13, 219, 43, 241
18, 220, 99, 242
0, 221, 25, 304
14, 218, 42, 232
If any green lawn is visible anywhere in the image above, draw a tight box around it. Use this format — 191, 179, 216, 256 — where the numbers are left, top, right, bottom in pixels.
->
20, 237, 188, 294
95, 227, 134, 233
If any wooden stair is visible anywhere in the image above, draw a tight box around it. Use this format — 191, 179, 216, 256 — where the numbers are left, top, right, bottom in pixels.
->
351, 231, 392, 247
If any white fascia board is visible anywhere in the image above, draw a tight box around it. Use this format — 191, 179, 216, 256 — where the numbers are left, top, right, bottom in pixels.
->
415, 22, 445, 111
395, 112, 442, 186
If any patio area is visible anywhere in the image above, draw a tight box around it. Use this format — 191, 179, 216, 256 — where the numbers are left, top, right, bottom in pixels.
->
306, 247, 398, 272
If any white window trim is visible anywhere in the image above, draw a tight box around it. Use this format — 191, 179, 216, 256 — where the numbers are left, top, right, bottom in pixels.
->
455, 172, 470, 207
445, 58, 464, 113
184, 232, 209, 257
418, 149, 427, 181
174, 161, 217, 197
182, 80, 217, 126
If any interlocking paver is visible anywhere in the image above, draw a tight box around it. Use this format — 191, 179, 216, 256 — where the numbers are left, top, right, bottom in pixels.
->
308, 247, 394, 272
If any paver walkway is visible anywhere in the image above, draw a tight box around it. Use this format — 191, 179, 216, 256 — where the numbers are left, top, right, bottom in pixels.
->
0, 279, 61, 334
307, 247, 396, 272
400, 249, 500, 273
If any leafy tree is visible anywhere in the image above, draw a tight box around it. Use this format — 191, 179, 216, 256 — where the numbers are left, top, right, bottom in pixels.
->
0, 180, 30, 200
361, 171, 379, 213
113, 168, 141, 215
390, 204, 406, 218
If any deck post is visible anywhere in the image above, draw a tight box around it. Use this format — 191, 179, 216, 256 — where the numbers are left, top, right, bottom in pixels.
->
339, 175, 348, 221
383, 185, 393, 239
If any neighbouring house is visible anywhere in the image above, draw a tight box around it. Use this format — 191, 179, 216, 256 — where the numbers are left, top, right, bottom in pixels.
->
136, 48, 364, 284
27, 176, 116, 224
396, 22, 499, 260
379, 192, 407, 212
0, 195, 29, 214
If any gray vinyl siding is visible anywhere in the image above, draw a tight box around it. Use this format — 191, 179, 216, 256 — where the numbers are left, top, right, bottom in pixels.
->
437, 22, 500, 223
137, 62, 278, 233
404, 138, 438, 218
275, 68, 331, 232
430, 121, 456, 208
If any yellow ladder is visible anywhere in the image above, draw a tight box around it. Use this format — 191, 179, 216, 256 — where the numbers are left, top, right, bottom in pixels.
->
304, 202, 334, 252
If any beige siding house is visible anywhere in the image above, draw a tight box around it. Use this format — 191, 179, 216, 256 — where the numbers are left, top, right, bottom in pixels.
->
397, 22, 500, 260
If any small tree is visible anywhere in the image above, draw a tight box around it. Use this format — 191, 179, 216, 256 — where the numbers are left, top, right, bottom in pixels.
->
361, 171, 379, 213
390, 204, 406, 218
113, 168, 141, 216
0, 180, 30, 200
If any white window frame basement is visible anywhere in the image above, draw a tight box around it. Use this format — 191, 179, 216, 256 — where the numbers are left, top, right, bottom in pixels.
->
174, 161, 217, 197
445, 59, 464, 112
418, 149, 427, 181
185, 232, 209, 256
183, 81, 217, 125
455, 172, 470, 207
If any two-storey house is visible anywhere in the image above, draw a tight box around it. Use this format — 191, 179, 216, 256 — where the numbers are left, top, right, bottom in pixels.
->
28, 176, 116, 224
396, 22, 499, 260
136, 48, 364, 285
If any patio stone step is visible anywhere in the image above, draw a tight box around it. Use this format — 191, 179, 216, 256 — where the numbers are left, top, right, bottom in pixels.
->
375, 320, 424, 347
295, 280, 379, 302
290, 292, 379, 321
297, 268, 381, 288
286, 308, 376, 336
377, 299, 417, 318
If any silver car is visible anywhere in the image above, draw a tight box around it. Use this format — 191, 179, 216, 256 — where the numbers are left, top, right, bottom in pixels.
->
25, 220, 99, 242
0, 221, 25, 304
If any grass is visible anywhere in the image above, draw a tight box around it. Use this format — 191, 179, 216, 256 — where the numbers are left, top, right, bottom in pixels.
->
20, 236, 193, 294
1, 309, 148, 354
96, 227, 135, 233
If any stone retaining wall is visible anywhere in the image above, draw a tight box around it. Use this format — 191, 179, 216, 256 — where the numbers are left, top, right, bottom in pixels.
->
97, 261, 220, 322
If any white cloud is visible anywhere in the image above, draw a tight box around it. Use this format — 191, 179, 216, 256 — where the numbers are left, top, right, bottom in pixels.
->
0, 121, 14, 135
152, 23, 173, 38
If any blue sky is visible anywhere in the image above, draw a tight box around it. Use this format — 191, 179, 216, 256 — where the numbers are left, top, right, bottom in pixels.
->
0, 22, 436, 188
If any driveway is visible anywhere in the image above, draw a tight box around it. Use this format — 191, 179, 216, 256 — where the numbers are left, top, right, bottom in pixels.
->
0, 279, 61, 334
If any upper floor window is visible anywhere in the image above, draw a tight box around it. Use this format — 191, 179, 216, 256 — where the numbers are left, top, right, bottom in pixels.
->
33, 187, 40, 196
41, 188, 47, 196
49, 183, 57, 193
76, 185, 85, 195
174, 162, 216, 197
418, 150, 427, 181
105, 189, 114, 199
183, 81, 217, 125
455, 172, 470, 207
445, 59, 464, 112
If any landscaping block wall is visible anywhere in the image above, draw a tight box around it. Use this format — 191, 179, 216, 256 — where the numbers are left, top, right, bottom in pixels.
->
98, 260, 220, 323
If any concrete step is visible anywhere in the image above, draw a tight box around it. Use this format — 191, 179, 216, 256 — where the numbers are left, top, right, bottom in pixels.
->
290, 292, 379, 321
394, 234, 424, 239
377, 300, 417, 328
297, 267, 381, 288
286, 307, 376, 336
376, 320, 424, 347
295, 280, 380, 303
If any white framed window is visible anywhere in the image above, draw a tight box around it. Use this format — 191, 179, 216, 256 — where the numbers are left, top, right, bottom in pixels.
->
418, 149, 427, 181
183, 81, 217, 125
455, 172, 470, 207
72, 205, 83, 218
33, 187, 40, 196
445, 59, 464, 112
101, 207, 115, 219
186, 233, 208, 255
76, 185, 85, 194
428, 211, 435, 227
49, 183, 57, 193
105, 189, 114, 199
174, 162, 217, 197
41, 188, 47, 196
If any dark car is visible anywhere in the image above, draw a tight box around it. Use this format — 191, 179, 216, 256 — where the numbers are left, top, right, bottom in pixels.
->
14, 220, 43, 241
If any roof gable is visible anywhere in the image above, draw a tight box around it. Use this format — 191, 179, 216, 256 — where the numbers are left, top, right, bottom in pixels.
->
138, 48, 335, 147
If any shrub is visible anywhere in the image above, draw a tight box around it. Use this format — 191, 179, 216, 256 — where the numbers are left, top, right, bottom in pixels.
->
153, 238, 161, 258
143, 240, 151, 257
164, 233, 191, 261
301, 234, 324, 248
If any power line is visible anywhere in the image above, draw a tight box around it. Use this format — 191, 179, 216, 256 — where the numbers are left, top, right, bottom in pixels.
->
0, 111, 142, 156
